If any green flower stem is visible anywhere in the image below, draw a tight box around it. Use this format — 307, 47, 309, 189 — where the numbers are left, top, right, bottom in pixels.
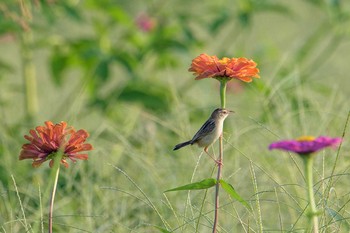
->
303, 155, 319, 233
213, 78, 228, 233
219, 78, 228, 108
48, 152, 63, 233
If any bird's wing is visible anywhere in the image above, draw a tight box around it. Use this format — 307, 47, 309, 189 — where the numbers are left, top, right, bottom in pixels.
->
191, 119, 216, 142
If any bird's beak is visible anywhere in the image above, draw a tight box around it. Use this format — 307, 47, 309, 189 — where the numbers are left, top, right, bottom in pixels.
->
229, 110, 235, 113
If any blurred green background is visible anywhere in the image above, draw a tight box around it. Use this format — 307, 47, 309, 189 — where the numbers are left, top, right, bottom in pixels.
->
0, 0, 349, 232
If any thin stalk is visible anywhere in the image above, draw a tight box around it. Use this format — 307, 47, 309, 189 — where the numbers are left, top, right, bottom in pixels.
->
219, 79, 227, 108
185, 153, 203, 231
212, 79, 228, 233
250, 161, 263, 232
48, 151, 63, 233
48, 165, 60, 233
212, 136, 223, 233
303, 155, 319, 233
11, 175, 29, 232
196, 166, 216, 233
39, 184, 44, 233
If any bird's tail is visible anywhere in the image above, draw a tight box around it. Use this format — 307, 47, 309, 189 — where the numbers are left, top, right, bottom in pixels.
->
173, 141, 192, 150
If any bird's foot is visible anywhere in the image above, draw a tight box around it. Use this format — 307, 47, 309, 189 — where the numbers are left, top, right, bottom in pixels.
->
215, 159, 223, 166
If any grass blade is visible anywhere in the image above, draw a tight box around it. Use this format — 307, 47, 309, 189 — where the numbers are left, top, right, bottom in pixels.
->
155, 226, 172, 233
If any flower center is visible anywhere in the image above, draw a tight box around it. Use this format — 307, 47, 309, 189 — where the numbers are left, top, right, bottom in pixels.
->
296, 136, 315, 142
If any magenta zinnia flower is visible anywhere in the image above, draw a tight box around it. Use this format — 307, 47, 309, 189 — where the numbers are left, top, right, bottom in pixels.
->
135, 13, 156, 32
269, 136, 342, 155
19, 121, 93, 168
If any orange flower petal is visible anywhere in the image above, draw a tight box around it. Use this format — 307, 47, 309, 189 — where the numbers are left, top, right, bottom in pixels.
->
189, 54, 260, 82
19, 121, 93, 168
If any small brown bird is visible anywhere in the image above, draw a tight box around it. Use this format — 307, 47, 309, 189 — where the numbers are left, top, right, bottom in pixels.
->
173, 108, 233, 159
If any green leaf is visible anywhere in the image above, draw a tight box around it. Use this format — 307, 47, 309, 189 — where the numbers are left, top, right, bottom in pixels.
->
219, 179, 251, 210
107, 6, 132, 25
50, 51, 69, 86
94, 58, 110, 81
154, 226, 171, 233
117, 80, 172, 112
209, 9, 229, 33
0, 59, 13, 73
164, 178, 217, 192
61, 3, 83, 21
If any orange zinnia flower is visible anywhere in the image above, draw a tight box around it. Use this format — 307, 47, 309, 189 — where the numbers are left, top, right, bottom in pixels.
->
19, 121, 93, 168
188, 53, 260, 82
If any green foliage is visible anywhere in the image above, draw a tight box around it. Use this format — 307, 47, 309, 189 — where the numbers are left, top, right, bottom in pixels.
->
219, 179, 251, 210
164, 178, 217, 192
165, 177, 252, 212
117, 80, 173, 112
0, 0, 350, 232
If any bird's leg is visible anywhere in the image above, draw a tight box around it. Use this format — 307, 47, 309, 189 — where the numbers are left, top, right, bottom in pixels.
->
204, 147, 223, 166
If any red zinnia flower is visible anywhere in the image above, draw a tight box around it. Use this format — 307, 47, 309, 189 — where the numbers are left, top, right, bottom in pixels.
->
19, 121, 93, 168
269, 136, 342, 156
188, 53, 260, 82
